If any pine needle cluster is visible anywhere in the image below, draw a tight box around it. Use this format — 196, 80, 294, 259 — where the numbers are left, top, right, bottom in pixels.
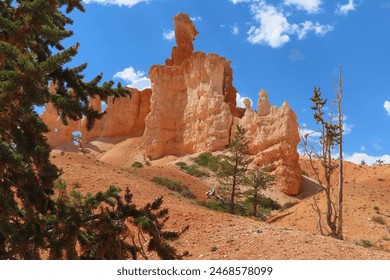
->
0, 0, 185, 259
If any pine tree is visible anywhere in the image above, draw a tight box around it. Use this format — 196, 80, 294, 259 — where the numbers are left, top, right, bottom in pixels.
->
244, 167, 275, 218
0, 0, 186, 259
218, 125, 252, 214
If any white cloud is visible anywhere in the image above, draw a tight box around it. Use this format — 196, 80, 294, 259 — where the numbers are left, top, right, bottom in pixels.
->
113, 66, 151, 90
284, 0, 323, 13
247, 2, 292, 48
343, 122, 353, 135
384, 100, 390, 115
236, 93, 252, 108
336, 0, 356, 15
247, 1, 333, 48
231, 23, 240, 35
299, 127, 321, 139
190, 16, 202, 22
83, 0, 148, 8
162, 29, 175, 41
230, 0, 251, 4
345, 153, 390, 165
296, 21, 333, 39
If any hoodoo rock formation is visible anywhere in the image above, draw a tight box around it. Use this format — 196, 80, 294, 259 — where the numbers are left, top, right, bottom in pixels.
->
238, 91, 301, 194
144, 13, 240, 159
40, 13, 301, 195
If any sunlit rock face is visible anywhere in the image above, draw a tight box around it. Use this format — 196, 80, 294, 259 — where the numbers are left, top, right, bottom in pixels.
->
144, 13, 239, 159
41, 83, 151, 146
239, 91, 301, 195
41, 13, 301, 195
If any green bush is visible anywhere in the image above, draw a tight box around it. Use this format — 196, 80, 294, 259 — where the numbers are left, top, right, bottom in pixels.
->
193, 152, 222, 172
175, 161, 209, 177
152, 176, 196, 199
197, 200, 229, 213
175, 162, 187, 167
182, 165, 209, 177
255, 197, 281, 210
132, 161, 144, 168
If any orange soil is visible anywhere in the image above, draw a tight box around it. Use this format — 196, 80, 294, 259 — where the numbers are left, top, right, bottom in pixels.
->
50, 138, 390, 259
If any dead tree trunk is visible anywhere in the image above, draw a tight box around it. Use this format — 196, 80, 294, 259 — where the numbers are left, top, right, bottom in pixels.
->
335, 65, 344, 240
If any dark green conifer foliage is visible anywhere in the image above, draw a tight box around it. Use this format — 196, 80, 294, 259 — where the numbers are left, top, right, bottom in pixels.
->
0, 0, 186, 259
243, 167, 275, 217
218, 125, 253, 214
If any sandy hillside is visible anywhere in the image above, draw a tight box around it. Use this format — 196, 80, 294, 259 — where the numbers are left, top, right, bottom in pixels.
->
272, 158, 390, 251
50, 138, 390, 259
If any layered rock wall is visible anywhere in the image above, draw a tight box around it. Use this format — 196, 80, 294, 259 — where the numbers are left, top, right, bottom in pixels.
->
41, 85, 151, 146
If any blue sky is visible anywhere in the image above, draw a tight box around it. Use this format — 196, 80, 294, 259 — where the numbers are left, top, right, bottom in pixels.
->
63, 0, 390, 164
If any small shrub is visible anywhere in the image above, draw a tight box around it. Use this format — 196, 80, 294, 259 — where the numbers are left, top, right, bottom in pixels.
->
356, 239, 373, 248
175, 161, 209, 177
210, 246, 218, 252
373, 206, 380, 213
182, 165, 210, 177
256, 207, 272, 217
193, 152, 222, 172
180, 188, 197, 199
372, 216, 386, 225
301, 170, 309, 176
152, 176, 196, 199
257, 197, 281, 210
132, 161, 144, 168
198, 200, 229, 213
72, 181, 81, 188
281, 201, 298, 211
175, 161, 187, 168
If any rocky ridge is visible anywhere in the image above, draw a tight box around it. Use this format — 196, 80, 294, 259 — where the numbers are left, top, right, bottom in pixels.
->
40, 13, 301, 195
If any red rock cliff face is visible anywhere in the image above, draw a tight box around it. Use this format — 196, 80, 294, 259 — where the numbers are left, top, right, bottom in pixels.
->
40, 85, 151, 146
